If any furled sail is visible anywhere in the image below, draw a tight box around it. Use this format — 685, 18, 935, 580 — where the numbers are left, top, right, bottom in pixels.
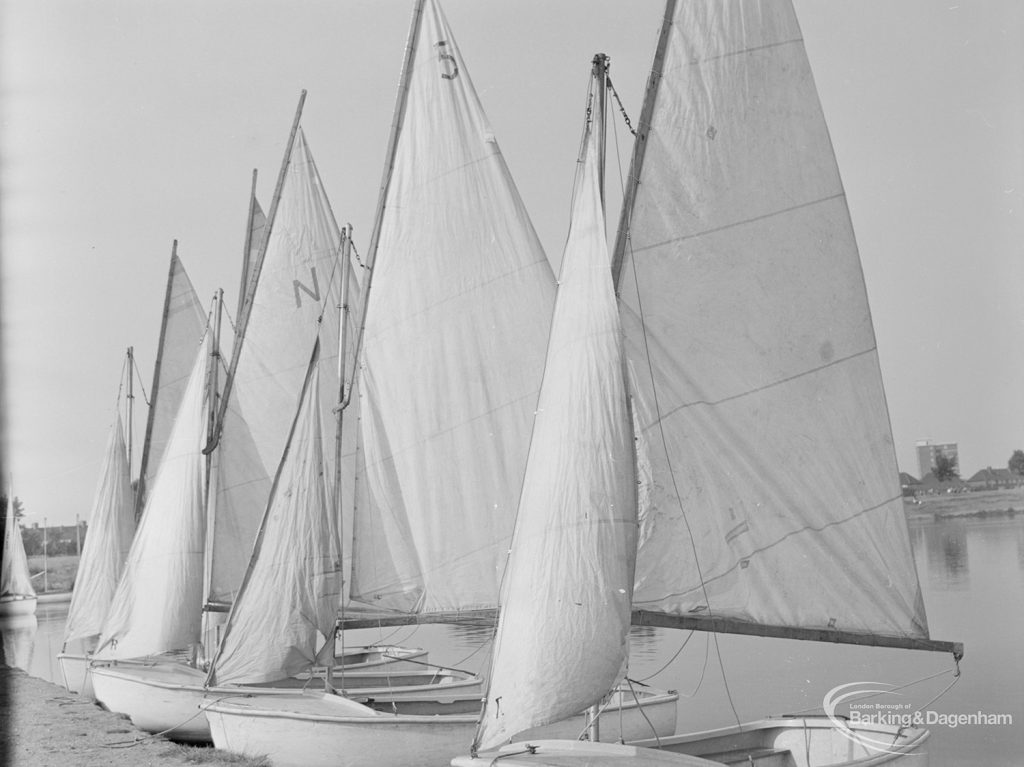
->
208, 342, 342, 686
614, 0, 928, 641
349, 0, 556, 614
96, 334, 210, 659
475, 65, 635, 752
209, 122, 348, 607
63, 412, 136, 646
135, 247, 207, 515
1, 502, 35, 598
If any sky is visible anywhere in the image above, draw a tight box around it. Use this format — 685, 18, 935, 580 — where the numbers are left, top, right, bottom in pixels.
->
2, 0, 1022, 527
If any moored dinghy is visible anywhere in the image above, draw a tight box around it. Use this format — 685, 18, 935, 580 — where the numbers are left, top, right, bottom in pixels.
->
0, 495, 37, 618
60, 248, 206, 696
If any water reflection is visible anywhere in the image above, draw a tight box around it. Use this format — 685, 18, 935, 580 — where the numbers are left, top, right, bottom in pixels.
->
0, 613, 38, 671
912, 518, 970, 590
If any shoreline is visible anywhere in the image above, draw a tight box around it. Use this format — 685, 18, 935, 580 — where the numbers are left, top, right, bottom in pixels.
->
0, 665, 267, 766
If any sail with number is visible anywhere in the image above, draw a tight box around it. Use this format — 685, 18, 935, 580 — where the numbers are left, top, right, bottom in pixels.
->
209, 115, 351, 608
63, 411, 136, 647
614, 0, 928, 643
208, 341, 342, 686
96, 333, 211, 659
349, 0, 556, 614
135, 247, 208, 515
475, 63, 635, 751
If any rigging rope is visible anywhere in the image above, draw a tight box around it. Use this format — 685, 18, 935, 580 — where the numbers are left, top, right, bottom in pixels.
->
606, 75, 636, 137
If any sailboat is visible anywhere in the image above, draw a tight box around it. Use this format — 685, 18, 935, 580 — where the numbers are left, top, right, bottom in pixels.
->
1, 494, 37, 618
460, 1, 962, 765
204, 3, 676, 765
58, 247, 207, 695
90, 100, 447, 744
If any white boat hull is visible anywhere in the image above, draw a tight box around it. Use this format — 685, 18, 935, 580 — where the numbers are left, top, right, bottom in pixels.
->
454, 740, 720, 766
206, 687, 679, 767
91, 656, 484, 743
629, 716, 929, 766
0, 595, 37, 617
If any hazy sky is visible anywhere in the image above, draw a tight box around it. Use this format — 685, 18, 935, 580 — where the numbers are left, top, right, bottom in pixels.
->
2, 0, 1022, 526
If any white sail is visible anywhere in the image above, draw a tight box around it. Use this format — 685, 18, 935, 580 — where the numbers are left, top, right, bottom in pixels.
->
136, 249, 207, 512
237, 185, 268, 321
63, 412, 136, 646
349, 0, 556, 614
1, 503, 35, 598
209, 345, 342, 686
210, 124, 346, 606
96, 334, 210, 659
615, 0, 928, 640
475, 72, 635, 752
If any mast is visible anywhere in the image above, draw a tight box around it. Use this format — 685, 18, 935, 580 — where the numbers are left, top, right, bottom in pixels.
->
135, 241, 178, 518
609, 0, 677, 290
329, 224, 354, 689
237, 170, 260, 321
126, 347, 135, 482
346, 0, 426, 390
201, 289, 225, 654
207, 91, 307, 453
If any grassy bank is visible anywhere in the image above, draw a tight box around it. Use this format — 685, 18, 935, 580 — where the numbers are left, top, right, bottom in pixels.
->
904, 487, 1024, 520
26, 554, 79, 594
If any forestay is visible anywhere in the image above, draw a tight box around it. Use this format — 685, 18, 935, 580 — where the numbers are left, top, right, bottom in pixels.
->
209, 126, 350, 607
615, 0, 928, 640
475, 72, 635, 752
350, 0, 556, 614
96, 335, 210, 659
63, 413, 136, 646
208, 343, 342, 686
136, 250, 207, 514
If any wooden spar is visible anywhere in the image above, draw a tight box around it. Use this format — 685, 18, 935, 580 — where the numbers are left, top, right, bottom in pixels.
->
344, 0, 426, 393
204, 338, 322, 688
237, 169, 260, 321
610, 0, 677, 292
328, 224, 354, 689
206, 90, 307, 454
632, 610, 964, 660
592, 53, 608, 209
135, 241, 178, 518
126, 346, 134, 482
201, 290, 224, 648
336, 607, 963, 660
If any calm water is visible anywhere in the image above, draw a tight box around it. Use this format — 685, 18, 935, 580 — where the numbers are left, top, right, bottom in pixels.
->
6, 514, 1022, 765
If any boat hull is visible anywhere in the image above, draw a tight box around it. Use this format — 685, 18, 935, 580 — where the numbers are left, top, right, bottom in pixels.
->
0, 595, 37, 617
90, 657, 484, 743
629, 716, 930, 766
454, 740, 720, 766
206, 687, 679, 767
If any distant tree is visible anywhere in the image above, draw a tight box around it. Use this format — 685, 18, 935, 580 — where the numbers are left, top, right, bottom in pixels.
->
1009, 450, 1024, 476
1, 495, 26, 520
933, 452, 959, 482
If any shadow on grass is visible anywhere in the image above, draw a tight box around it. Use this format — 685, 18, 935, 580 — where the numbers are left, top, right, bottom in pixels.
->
161, 743, 271, 766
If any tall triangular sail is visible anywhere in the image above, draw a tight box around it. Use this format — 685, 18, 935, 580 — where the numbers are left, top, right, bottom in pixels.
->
349, 0, 556, 614
135, 246, 208, 515
475, 62, 635, 752
1, 502, 35, 598
614, 0, 928, 642
63, 412, 136, 646
208, 342, 342, 686
96, 334, 211, 660
208, 118, 347, 607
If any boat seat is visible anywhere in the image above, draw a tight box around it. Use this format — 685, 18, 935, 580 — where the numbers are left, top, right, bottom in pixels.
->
695, 746, 795, 766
